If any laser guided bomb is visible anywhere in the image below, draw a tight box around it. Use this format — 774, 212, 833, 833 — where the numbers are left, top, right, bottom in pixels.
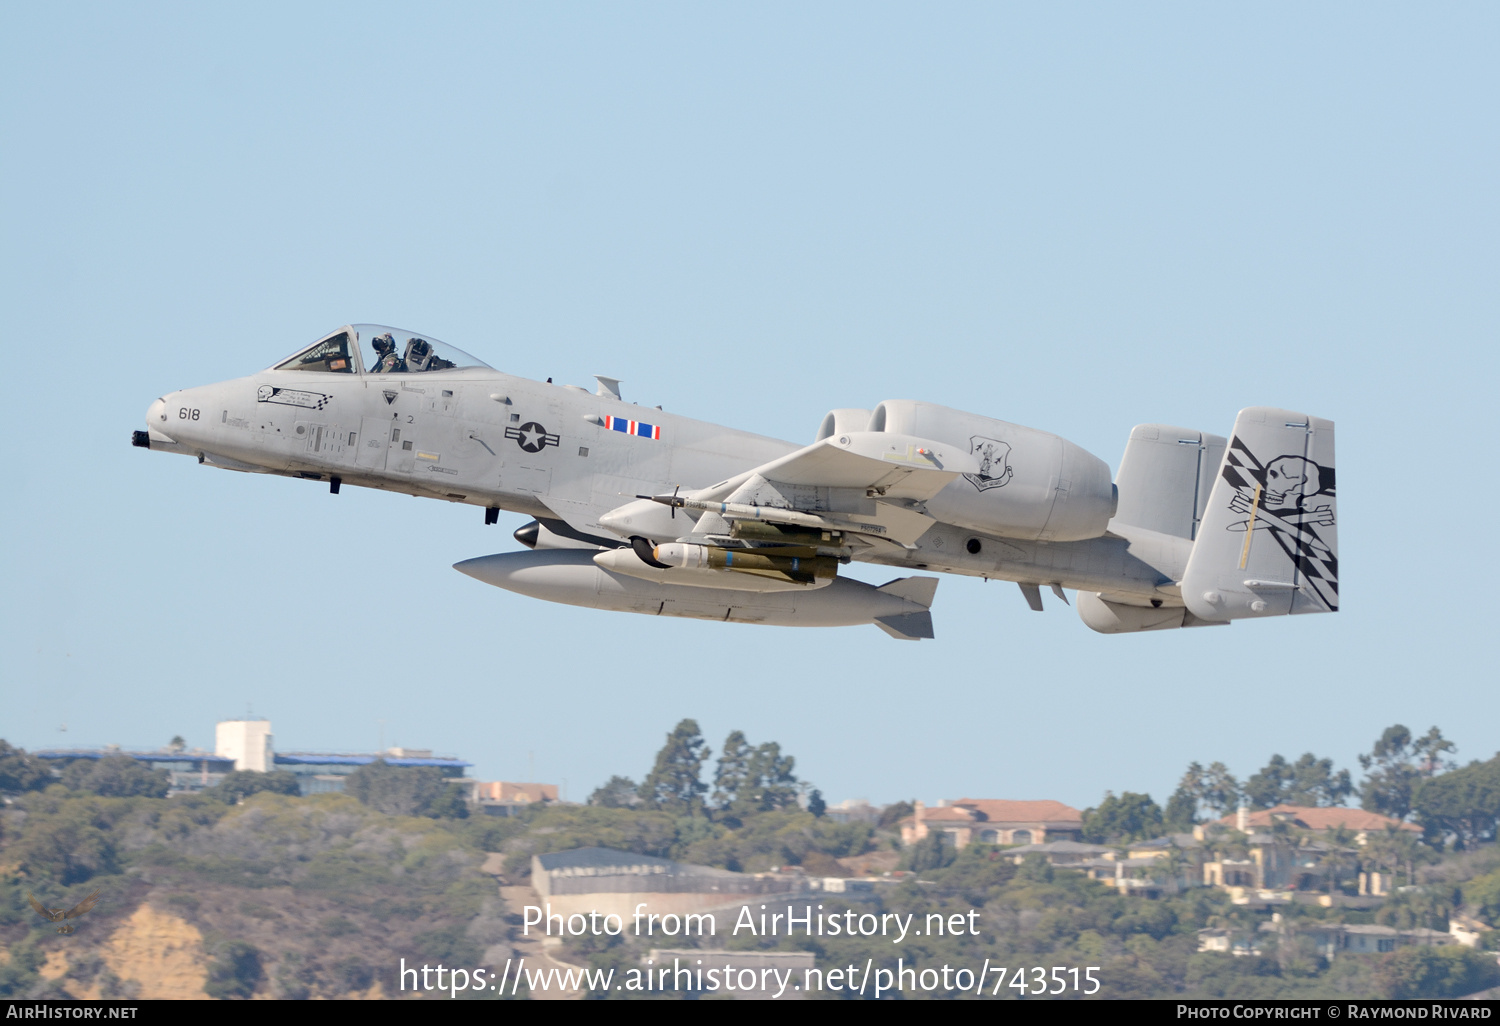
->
137, 323, 1339, 638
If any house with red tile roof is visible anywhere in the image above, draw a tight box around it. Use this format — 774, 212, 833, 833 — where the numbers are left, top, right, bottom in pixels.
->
1213, 805, 1418, 843
901, 798, 1083, 848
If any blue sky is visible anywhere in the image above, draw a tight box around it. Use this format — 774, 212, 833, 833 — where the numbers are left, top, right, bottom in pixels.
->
2, 4, 1496, 810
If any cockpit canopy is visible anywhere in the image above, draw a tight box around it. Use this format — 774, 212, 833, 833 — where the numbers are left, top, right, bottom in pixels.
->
272, 325, 491, 375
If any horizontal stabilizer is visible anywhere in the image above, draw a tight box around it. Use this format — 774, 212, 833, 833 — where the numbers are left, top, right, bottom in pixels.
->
876, 576, 938, 607
875, 611, 934, 640
1183, 408, 1338, 621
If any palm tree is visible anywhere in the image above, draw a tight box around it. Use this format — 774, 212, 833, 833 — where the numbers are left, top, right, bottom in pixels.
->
1319, 826, 1356, 897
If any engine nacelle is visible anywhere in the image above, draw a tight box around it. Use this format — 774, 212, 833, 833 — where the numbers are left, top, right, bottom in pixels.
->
869, 400, 1116, 542
1076, 592, 1230, 634
1076, 592, 1189, 633
816, 409, 873, 441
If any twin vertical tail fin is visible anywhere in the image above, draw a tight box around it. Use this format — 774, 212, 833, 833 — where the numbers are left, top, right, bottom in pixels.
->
1181, 408, 1338, 622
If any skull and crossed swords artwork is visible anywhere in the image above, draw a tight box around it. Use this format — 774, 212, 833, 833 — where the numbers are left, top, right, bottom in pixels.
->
1220, 436, 1339, 612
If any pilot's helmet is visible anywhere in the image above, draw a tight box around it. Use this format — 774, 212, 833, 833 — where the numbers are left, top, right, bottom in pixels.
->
373, 334, 395, 354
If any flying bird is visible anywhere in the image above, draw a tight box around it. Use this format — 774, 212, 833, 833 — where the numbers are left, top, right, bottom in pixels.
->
28, 889, 101, 934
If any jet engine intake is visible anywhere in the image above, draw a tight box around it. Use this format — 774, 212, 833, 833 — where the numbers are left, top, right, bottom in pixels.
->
869, 400, 1116, 542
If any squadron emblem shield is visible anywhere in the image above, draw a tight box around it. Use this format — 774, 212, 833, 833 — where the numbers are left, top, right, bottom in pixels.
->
963, 436, 1014, 492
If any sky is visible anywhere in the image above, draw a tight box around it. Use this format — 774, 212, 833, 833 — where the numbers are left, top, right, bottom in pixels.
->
2, 4, 1497, 811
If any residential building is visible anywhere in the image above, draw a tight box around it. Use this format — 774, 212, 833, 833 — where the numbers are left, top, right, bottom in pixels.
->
1203, 919, 1458, 961
901, 799, 1083, 848
1003, 840, 1116, 867
466, 780, 560, 816
1201, 831, 1349, 898
825, 799, 883, 825
1197, 928, 1262, 957
1258, 919, 1455, 960
1210, 805, 1419, 845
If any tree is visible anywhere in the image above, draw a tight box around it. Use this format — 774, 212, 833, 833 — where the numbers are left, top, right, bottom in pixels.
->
588, 776, 640, 808
428, 783, 470, 820
10, 802, 118, 884
878, 801, 914, 830
711, 731, 752, 813
0, 741, 51, 794
1315, 825, 1356, 897
1376, 946, 1500, 999
1201, 762, 1243, 817
638, 719, 711, 815
901, 830, 955, 873
62, 755, 169, 799
709, 731, 800, 820
1412, 754, 1500, 848
1244, 753, 1352, 809
808, 790, 827, 819
1081, 792, 1164, 843
204, 941, 264, 1000
167, 736, 186, 753
345, 760, 466, 818
1360, 725, 1456, 821
1463, 866, 1500, 926
1165, 762, 1208, 830
741, 741, 799, 814
1365, 824, 1430, 890
213, 770, 301, 803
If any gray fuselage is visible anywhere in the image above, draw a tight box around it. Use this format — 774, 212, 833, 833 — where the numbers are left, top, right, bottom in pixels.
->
146, 361, 1186, 606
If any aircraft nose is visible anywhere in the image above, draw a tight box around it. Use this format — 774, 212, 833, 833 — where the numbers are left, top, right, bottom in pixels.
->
141, 397, 177, 444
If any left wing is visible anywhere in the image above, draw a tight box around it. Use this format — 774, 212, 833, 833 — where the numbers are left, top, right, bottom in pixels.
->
65, 889, 101, 918
677, 431, 981, 549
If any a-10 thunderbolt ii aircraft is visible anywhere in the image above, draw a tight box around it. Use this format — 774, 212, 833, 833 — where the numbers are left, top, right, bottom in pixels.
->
135, 325, 1338, 640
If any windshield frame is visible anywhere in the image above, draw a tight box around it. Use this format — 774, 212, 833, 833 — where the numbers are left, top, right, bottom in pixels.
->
268, 327, 365, 374
267, 325, 492, 376
351, 324, 492, 375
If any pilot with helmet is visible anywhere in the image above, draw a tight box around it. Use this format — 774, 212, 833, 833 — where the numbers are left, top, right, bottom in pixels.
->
370, 333, 406, 374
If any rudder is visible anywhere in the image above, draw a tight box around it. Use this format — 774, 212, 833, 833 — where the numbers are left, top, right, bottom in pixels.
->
1182, 408, 1338, 621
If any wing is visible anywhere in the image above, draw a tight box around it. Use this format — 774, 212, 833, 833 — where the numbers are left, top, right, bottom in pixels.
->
65, 889, 101, 918
27, 892, 48, 918
683, 431, 982, 549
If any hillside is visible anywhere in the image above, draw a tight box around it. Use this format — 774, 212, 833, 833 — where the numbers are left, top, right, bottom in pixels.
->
1, 791, 516, 1000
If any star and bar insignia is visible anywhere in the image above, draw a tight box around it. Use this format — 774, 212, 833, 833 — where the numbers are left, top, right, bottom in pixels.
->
505, 422, 560, 453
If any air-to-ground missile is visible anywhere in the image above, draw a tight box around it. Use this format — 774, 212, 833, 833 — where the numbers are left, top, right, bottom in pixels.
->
651, 542, 838, 584
591, 546, 814, 592
452, 550, 940, 639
